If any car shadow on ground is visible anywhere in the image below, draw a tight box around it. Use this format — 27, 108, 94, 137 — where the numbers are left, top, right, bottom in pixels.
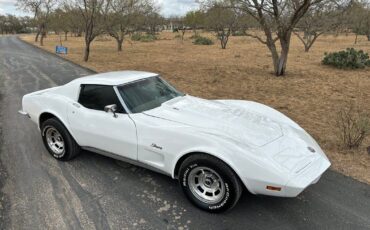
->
71, 150, 340, 229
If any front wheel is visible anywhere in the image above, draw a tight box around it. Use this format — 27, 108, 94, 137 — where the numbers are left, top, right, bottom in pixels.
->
41, 118, 80, 161
179, 154, 243, 213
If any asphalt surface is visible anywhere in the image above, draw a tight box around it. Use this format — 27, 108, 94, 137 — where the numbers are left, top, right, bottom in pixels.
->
0, 35, 369, 230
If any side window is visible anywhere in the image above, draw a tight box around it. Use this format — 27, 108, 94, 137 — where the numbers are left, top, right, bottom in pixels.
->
78, 84, 125, 113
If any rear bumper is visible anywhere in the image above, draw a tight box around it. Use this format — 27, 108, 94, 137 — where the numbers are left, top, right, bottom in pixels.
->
245, 157, 331, 197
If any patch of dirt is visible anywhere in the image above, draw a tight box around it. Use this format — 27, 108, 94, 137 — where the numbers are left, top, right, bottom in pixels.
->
20, 32, 370, 184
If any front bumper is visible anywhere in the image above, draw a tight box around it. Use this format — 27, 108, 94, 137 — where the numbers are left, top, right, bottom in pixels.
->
283, 157, 330, 197
18, 110, 30, 118
246, 157, 330, 197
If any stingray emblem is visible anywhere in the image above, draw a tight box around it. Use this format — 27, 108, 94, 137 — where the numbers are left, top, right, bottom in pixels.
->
307, 146, 316, 153
151, 143, 163, 150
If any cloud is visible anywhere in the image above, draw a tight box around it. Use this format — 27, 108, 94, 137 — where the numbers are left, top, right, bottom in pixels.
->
155, 0, 200, 17
0, 0, 16, 4
0, 0, 20, 15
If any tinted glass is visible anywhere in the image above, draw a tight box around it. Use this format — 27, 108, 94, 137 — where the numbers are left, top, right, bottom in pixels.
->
78, 85, 124, 113
118, 77, 184, 113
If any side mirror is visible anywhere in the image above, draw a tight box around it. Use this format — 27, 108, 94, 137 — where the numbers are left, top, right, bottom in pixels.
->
104, 104, 118, 118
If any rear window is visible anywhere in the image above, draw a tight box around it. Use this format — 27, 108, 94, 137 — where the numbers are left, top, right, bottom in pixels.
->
78, 84, 124, 113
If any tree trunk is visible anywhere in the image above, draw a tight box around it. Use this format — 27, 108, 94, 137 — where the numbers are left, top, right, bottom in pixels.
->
276, 46, 289, 76
40, 32, 46, 46
39, 23, 46, 46
117, 38, 123, 51
64, 31, 68, 41
277, 33, 291, 76
181, 29, 185, 41
355, 34, 358, 44
221, 36, 228, 49
84, 42, 90, 62
367, 34, 370, 41
304, 44, 309, 52
269, 32, 291, 76
35, 30, 40, 42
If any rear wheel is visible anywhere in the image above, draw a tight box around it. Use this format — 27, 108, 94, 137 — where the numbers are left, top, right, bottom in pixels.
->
179, 154, 243, 213
41, 118, 80, 161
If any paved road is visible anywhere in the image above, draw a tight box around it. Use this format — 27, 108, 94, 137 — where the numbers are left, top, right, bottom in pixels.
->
0, 36, 369, 230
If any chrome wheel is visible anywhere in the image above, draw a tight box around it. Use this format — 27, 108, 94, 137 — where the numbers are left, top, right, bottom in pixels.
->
188, 166, 226, 204
45, 127, 65, 156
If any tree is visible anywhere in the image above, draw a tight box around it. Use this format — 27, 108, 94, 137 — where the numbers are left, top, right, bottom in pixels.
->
365, 11, 370, 41
0, 14, 32, 34
144, 11, 164, 34
17, 0, 55, 46
176, 16, 187, 40
104, 0, 134, 51
0, 16, 5, 34
104, 0, 156, 51
348, 1, 370, 43
293, 3, 346, 52
232, 13, 257, 35
205, 3, 237, 49
74, 0, 107, 62
64, 5, 85, 37
184, 10, 205, 35
49, 8, 71, 40
224, 0, 342, 76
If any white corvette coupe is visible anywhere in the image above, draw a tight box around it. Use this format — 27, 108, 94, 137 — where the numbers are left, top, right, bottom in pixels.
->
19, 71, 331, 212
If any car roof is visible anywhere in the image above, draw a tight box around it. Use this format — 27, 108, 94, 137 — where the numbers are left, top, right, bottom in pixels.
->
71, 71, 158, 86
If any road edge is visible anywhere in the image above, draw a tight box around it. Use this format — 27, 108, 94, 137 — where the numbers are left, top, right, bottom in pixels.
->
16, 36, 97, 74
0, 76, 10, 229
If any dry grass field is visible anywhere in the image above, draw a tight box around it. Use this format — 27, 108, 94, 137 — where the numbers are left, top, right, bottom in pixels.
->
21, 32, 370, 184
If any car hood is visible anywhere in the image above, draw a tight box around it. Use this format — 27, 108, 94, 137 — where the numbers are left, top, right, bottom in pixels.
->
144, 96, 283, 147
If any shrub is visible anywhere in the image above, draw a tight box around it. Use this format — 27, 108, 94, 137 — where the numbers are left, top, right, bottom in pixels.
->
130, 33, 142, 41
131, 33, 157, 42
322, 48, 370, 69
193, 36, 214, 45
189, 34, 201, 39
336, 104, 370, 149
140, 34, 157, 42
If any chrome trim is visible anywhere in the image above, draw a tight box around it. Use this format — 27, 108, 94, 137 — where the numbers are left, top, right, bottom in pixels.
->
114, 76, 185, 115
188, 166, 226, 204
104, 104, 118, 118
113, 86, 131, 114
114, 76, 158, 114
81, 146, 171, 176
45, 126, 65, 156
116, 75, 158, 87
18, 110, 30, 118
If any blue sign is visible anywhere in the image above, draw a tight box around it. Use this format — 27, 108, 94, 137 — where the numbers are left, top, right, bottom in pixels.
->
56, 45, 68, 54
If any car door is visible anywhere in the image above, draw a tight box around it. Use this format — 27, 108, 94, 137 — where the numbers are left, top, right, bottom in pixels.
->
67, 84, 137, 160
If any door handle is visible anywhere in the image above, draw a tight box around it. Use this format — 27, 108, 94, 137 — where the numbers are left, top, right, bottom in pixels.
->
72, 103, 81, 108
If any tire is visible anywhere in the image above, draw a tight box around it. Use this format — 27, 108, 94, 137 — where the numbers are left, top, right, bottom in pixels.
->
179, 154, 243, 213
41, 118, 80, 161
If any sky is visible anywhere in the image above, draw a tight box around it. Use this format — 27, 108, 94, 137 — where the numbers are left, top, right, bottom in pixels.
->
156, 0, 200, 17
0, 0, 200, 17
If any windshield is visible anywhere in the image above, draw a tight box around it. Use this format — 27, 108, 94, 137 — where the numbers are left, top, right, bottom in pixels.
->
117, 76, 184, 113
